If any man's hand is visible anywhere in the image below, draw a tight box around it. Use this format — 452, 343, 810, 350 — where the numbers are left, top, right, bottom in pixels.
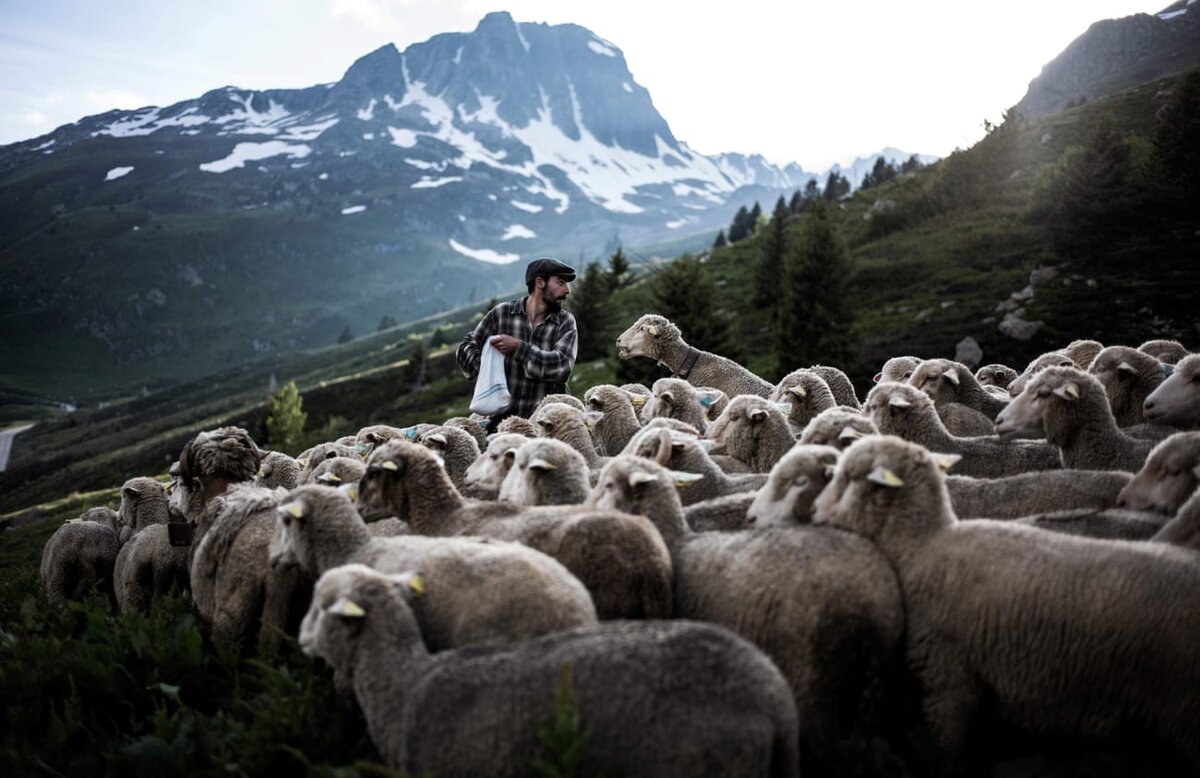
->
490, 334, 520, 355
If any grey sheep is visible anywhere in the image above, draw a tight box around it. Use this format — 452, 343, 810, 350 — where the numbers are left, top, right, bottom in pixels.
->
354, 424, 429, 459
583, 384, 643, 455
533, 392, 585, 413
866, 382, 1060, 478
1116, 431, 1200, 516
300, 563, 799, 778
1012, 507, 1166, 541
1063, 338, 1104, 369
497, 438, 590, 506
309, 456, 366, 488
1152, 489, 1200, 550
531, 402, 605, 468
694, 386, 730, 420
256, 451, 301, 490
747, 445, 840, 529
190, 483, 313, 648
417, 425, 481, 494
297, 442, 357, 483
1139, 338, 1189, 365
809, 365, 861, 410
706, 395, 797, 473
1088, 345, 1167, 427
644, 377, 710, 432
682, 493, 757, 532
463, 432, 529, 498
443, 416, 488, 451
627, 427, 766, 506
588, 454, 903, 765
626, 419, 749, 474
1143, 353, 1200, 427
178, 426, 263, 509
799, 407, 878, 451
358, 440, 673, 620
41, 506, 121, 605
996, 366, 1156, 472
270, 485, 597, 652
947, 469, 1132, 519
814, 434, 1200, 771
1007, 350, 1074, 397
495, 415, 538, 437
770, 369, 837, 437
114, 478, 190, 613
974, 363, 1017, 389
909, 357, 1007, 436
874, 355, 921, 384
616, 314, 774, 398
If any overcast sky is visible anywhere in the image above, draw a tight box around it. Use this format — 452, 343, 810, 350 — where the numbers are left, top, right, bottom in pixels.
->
0, 0, 1174, 170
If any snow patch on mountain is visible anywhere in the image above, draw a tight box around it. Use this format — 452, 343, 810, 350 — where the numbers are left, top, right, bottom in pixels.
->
412, 176, 463, 188
105, 166, 134, 181
388, 127, 419, 148
511, 200, 543, 213
341, 205, 367, 215
588, 40, 617, 57
279, 117, 340, 141
199, 141, 312, 173
357, 99, 377, 121
215, 92, 291, 132
449, 239, 520, 264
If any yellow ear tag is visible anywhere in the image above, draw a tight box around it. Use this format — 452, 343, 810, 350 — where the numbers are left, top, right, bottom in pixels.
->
630, 395, 647, 408
839, 427, 863, 441
789, 386, 807, 399
296, 459, 308, 468
867, 467, 905, 488
529, 458, 557, 472
381, 460, 399, 471
256, 467, 266, 477
408, 574, 426, 597
331, 598, 366, 618
285, 503, 305, 519
930, 453, 962, 473
320, 472, 343, 483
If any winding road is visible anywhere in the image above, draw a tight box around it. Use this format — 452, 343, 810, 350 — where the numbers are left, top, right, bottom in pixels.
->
0, 424, 33, 472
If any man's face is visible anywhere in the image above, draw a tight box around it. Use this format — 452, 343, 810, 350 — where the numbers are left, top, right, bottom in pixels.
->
540, 275, 571, 311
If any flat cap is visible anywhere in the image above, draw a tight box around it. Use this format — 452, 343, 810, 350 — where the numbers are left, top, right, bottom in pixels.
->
525, 257, 577, 285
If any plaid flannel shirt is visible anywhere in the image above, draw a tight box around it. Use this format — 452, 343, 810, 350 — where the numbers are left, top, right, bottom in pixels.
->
456, 296, 578, 419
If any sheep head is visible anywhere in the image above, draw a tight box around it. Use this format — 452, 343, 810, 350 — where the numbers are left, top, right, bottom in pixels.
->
863, 382, 939, 439
910, 359, 969, 406
748, 444, 840, 529
615, 314, 679, 360
975, 364, 1017, 389
1138, 339, 1189, 365
874, 356, 921, 384
359, 440, 448, 521
996, 366, 1099, 441
1143, 354, 1200, 426
498, 438, 588, 506
800, 407, 877, 450
1008, 351, 1074, 398
465, 433, 528, 491
1117, 431, 1200, 515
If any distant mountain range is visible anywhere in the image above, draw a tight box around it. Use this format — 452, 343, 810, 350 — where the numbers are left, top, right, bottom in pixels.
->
0, 11, 932, 399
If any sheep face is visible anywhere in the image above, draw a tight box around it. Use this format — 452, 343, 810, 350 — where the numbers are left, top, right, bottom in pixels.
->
748, 445, 839, 528
1088, 346, 1165, 423
909, 359, 966, 406
863, 382, 936, 438
464, 434, 526, 491
358, 441, 442, 521
800, 408, 877, 450
873, 356, 921, 384
1008, 352, 1074, 398
615, 314, 676, 360
997, 366, 1100, 441
497, 439, 588, 505
975, 364, 1017, 389
588, 458, 668, 516
311, 457, 366, 488
770, 370, 834, 424
1138, 339, 1189, 365
354, 425, 408, 458
1117, 432, 1200, 515
706, 396, 788, 457
1143, 354, 1200, 426
532, 403, 591, 441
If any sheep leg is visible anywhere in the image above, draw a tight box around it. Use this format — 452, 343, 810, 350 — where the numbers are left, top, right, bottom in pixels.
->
917, 657, 982, 772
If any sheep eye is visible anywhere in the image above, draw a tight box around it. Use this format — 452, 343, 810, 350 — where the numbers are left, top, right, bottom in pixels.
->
281, 515, 292, 527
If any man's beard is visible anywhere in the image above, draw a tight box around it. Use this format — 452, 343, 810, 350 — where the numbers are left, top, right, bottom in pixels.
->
545, 296, 563, 314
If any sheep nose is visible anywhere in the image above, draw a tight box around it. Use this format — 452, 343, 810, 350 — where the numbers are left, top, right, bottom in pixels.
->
1143, 399, 1155, 411
1115, 496, 1126, 508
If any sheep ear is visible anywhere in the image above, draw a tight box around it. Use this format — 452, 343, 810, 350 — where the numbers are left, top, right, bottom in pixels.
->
749, 407, 769, 422
659, 391, 675, 405
296, 458, 308, 468
277, 501, 306, 520
647, 325, 660, 337
338, 482, 360, 503
402, 426, 419, 440
838, 427, 864, 442
1162, 363, 1175, 377
503, 448, 517, 460
425, 433, 448, 446
867, 467, 905, 488
824, 464, 837, 480
872, 372, 883, 383
670, 470, 704, 488
317, 472, 343, 484
1053, 382, 1080, 401
929, 452, 962, 473
388, 571, 426, 598
889, 395, 912, 409
256, 465, 266, 477
124, 485, 141, 497
528, 458, 557, 472
628, 471, 658, 488
944, 369, 961, 386
164, 480, 176, 495
328, 597, 366, 619
1116, 361, 1137, 378
788, 385, 807, 399
629, 394, 647, 408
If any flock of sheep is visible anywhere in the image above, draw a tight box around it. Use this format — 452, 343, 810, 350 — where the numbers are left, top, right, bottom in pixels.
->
38, 312, 1200, 776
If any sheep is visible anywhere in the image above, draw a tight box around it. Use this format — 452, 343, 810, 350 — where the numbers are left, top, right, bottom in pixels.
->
682, 493, 757, 532
695, 386, 730, 421
417, 425, 481, 494
1088, 345, 1167, 427
813, 434, 1200, 771
1007, 350, 1074, 397
644, 377, 710, 432
40, 506, 121, 605
1143, 353, 1200, 427
533, 392, 585, 413
769, 369, 837, 436
616, 314, 774, 398
497, 438, 590, 506
588, 454, 904, 765
865, 382, 1060, 478
746, 445, 840, 529
270, 485, 597, 652
996, 366, 1157, 472
256, 451, 300, 490
297, 442, 357, 484
354, 424, 429, 459
809, 365, 861, 409
495, 415, 538, 437
974, 363, 1017, 389
1139, 338, 1189, 365
874, 355, 921, 384
627, 427, 766, 506
1062, 338, 1104, 369
1013, 507, 1167, 540
909, 357, 1007, 435
178, 426, 263, 509
1152, 490, 1200, 550
463, 432, 529, 498
113, 478, 190, 613
309, 456, 366, 488
705, 395, 797, 473
946, 469, 1133, 519
799, 407, 878, 451
582, 384, 642, 455
358, 440, 673, 620
443, 416, 488, 451
619, 381, 652, 407
189, 483, 313, 649
531, 402, 604, 468
299, 563, 800, 778
1115, 431, 1200, 516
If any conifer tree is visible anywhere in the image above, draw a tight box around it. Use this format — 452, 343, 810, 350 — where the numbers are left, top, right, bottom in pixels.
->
569, 261, 616, 361
402, 338, 429, 391
606, 247, 630, 292
754, 196, 790, 308
712, 229, 728, 248
727, 205, 752, 243
1151, 69, 1200, 216
803, 179, 820, 201
822, 172, 850, 201
651, 254, 738, 359
337, 326, 353, 344
775, 199, 855, 376
900, 154, 923, 173
265, 381, 307, 454
376, 315, 397, 332
788, 190, 804, 214
749, 201, 763, 233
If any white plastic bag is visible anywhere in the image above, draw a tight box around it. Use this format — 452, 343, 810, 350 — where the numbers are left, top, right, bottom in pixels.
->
469, 341, 512, 416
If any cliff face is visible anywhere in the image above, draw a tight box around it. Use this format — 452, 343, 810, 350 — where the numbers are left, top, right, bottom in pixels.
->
1017, 3, 1200, 118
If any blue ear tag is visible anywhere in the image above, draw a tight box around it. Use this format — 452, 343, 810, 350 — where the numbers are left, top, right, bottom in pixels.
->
1163, 363, 1175, 377
403, 427, 418, 440
699, 395, 714, 408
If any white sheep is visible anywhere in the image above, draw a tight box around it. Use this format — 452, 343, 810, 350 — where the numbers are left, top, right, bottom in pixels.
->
1062, 338, 1104, 369
299, 563, 800, 778
946, 469, 1132, 519
531, 402, 605, 468
995, 366, 1156, 472
874, 355, 921, 384
1139, 338, 1189, 365
644, 377, 710, 432
814, 434, 1200, 771
909, 357, 1006, 436
497, 438, 590, 506
463, 432, 529, 498
705, 395, 797, 473
495, 415, 538, 437
582, 383, 643, 455
270, 484, 597, 652
809, 365, 861, 410
113, 477, 190, 613
417, 425, 481, 494
1143, 353, 1200, 427
616, 314, 774, 398
973, 363, 1017, 390
626, 427, 765, 505
40, 506, 121, 605
1088, 345, 1167, 427
799, 407, 878, 450
1007, 350, 1074, 397
746, 445, 840, 528
1115, 431, 1200, 516
769, 369, 838, 436
256, 451, 301, 490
